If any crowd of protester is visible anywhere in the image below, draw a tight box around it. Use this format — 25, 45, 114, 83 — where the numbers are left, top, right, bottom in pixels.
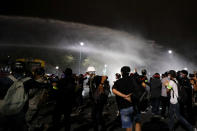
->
0, 61, 197, 131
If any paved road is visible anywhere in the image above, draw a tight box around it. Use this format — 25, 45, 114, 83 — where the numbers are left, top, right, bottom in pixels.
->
42, 96, 197, 131
68, 97, 197, 131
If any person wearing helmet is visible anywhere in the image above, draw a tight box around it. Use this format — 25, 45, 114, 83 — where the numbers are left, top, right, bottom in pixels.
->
0, 61, 33, 131
0, 61, 24, 99
87, 66, 96, 101
87, 66, 96, 75
12, 61, 26, 77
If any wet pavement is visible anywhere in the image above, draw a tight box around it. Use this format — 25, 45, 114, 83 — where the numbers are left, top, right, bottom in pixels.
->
68, 97, 197, 131
40, 96, 197, 131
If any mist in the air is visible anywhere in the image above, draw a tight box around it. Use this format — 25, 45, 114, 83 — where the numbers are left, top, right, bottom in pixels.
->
0, 16, 195, 83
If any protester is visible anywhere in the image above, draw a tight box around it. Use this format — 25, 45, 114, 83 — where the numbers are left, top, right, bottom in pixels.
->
87, 67, 96, 101
90, 75, 110, 131
132, 71, 148, 122
114, 73, 122, 121
115, 73, 121, 81
26, 68, 50, 131
141, 69, 149, 86
0, 61, 34, 131
76, 74, 87, 109
51, 68, 76, 131
179, 70, 194, 124
166, 70, 193, 131
112, 66, 141, 131
140, 69, 151, 110
190, 72, 197, 105
48, 76, 59, 101
160, 72, 170, 119
2, 60, 197, 131
150, 73, 162, 116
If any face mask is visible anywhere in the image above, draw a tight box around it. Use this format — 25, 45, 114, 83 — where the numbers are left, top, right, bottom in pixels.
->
168, 76, 171, 79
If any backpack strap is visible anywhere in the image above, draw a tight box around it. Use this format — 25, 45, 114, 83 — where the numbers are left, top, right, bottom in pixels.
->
9, 75, 31, 83
20, 77, 31, 83
172, 80, 177, 84
171, 80, 178, 99
8, 75, 17, 82
139, 91, 147, 102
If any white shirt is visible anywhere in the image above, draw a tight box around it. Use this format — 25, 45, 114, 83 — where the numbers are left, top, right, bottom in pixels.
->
161, 77, 169, 97
169, 79, 179, 104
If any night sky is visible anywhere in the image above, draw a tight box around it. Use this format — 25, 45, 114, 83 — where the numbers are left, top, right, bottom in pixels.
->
1, 0, 197, 44
1, 0, 197, 62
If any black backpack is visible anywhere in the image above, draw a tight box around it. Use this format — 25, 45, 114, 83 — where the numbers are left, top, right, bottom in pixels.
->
138, 90, 149, 112
132, 84, 149, 112
172, 80, 188, 104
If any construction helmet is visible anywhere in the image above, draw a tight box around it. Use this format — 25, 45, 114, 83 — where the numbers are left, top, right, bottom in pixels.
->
87, 66, 96, 73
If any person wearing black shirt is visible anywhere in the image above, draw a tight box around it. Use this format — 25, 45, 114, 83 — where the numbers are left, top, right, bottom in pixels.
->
51, 68, 76, 131
112, 66, 140, 131
179, 70, 194, 125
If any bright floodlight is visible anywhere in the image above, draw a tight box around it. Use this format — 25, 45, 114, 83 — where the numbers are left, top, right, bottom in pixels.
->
80, 42, 84, 46
168, 50, 172, 54
184, 67, 188, 70
104, 64, 107, 68
56, 66, 59, 70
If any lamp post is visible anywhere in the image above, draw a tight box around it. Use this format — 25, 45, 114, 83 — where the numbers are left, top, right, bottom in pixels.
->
168, 49, 174, 69
55, 66, 59, 70
103, 64, 107, 75
79, 42, 84, 74
184, 67, 188, 70
168, 50, 172, 54
55, 66, 59, 76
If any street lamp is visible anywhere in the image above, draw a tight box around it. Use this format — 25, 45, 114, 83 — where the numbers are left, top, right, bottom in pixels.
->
55, 66, 59, 76
80, 42, 84, 46
79, 42, 84, 74
184, 67, 188, 70
168, 50, 173, 69
103, 64, 107, 75
168, 50, 172, 54
55, 66, 59, 70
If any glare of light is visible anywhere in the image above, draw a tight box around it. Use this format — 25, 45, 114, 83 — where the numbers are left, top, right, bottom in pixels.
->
168, 50, 172, 54
46, 73, 51, 76
104, 64, 107, 68
56, 66, 59, 70
80, 42, 84, 46
184, 67, 188, 70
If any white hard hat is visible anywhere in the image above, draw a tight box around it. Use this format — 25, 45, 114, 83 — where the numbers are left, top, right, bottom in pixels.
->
87, 66, 96, 72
